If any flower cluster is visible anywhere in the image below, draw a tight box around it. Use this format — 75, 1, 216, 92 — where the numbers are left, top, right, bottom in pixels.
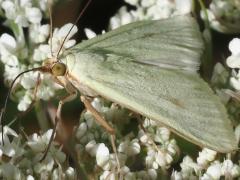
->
109, 0, 192, 30
83, 0, 240, 179
74, 98, 179, 179
0, 127, 75, 179
201, 0, 240, 33
172, 148, 240, 179
0, 0, 240, 179
73, 97, 240, 179
0, 0, 77, 111
226, 38, 240, 90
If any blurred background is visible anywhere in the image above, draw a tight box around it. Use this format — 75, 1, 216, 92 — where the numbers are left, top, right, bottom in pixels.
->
0, 0, 238, 145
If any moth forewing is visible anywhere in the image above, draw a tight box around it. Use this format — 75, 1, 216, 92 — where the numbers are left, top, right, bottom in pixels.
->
62, 15, 238, 153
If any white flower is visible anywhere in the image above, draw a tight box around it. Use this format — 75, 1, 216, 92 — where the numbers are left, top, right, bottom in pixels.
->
2, 139, 24, 158
147, 169, 157, 179
36, 74, 61, 100
221, 159, 233, 177
100, 166, 137, 180
85, 140, 98, 157
141, 0, 155, 8
0, 33, 20, 65
37, 0, 48, 11
229, 76, 240, 90
0, 127, 24, 158
1, 0, 42, 27
200, 0, 240, 33
27, 129, 53, 152
33, 44, 51, 61
3, 65, 22, 84
100, 171, 115, 180
143, 118, 157, 128
226, 38, 240, 68
118, 138, 140, 156
154, 127, 170, 143
0, 163, 21, 179
120, 166, 136, 180
231, 165, 240, 178
229, 38, 240, 56
171, 171, 183, 180
125, 0, 139, 6
0, 126, 18, 144
20, 71, 39, 89
65, 167, 76, 180
136, 169, 157, 179
76, 122, 88, 139
111, 0, 193, 26
91, 98, 105, 112
226, 38, 240, 90
146, 147, 172, 169
26, 7, 42, 24
26, 175, 34, 180
109, 7, 135, 29
0, 33, 17, 56
203, 161, 222, 179
197, 148, 217, 168
180, 156, 201, 178
30, 24, 50, 43
175, 0, 192, 15
96, 143, 110, 170
34, 154, 55, 173
146, 1, 175, 20
33, 23, 77, 61
84, 28, 97, 39
51, 23, 77, 56
138, 129, 149, 144
17, 91, 32, 111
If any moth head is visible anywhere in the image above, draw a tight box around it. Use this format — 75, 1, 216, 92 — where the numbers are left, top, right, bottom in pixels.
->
51, 62, 67, 76
43, 58, 55, 67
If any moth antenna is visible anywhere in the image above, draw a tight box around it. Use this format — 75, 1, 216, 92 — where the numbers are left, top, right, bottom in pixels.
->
48, 0, 53, 57
56, 0, 92, 59
0, 67, 42, 145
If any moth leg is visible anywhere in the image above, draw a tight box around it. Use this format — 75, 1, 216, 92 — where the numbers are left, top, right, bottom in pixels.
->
80, 96, 115, 134
40, 80, 78, 161
80, 96, 122, 176
110, 134, 122, 179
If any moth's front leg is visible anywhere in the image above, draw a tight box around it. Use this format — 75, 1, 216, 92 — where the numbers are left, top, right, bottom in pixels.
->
41, 78, 78, 161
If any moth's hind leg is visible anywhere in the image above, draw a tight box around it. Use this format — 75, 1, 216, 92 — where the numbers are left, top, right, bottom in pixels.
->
40, 80, 78, 161
80, 96, 115, 134
80, 96, 122, 178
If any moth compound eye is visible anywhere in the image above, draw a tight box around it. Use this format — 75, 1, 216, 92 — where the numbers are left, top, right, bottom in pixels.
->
52, 63, 67, 76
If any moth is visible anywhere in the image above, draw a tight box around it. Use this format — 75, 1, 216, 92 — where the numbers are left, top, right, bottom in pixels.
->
55, 15, 236, 153
1, 12, 237, 154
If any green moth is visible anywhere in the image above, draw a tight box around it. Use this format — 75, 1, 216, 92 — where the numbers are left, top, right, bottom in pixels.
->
39, 15, 238, 153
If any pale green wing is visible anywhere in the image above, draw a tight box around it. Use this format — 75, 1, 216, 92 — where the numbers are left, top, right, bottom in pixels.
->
69, 16, 203, 73
62, 15, 237, 152
65, 52, 237, 152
